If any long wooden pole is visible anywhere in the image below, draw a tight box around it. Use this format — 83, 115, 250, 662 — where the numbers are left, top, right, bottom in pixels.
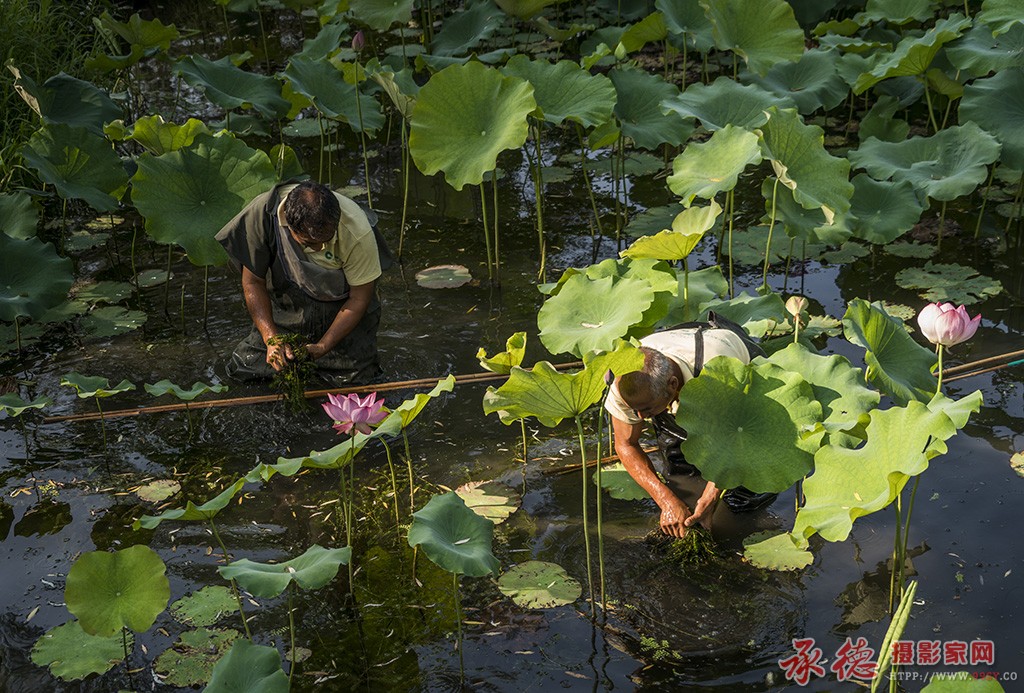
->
42, 362, 583, 424
940, 348, 1024, 376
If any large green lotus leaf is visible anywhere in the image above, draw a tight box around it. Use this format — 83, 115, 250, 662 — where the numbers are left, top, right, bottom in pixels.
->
350, 0, 414, 30
925, 390, 984, 457
758, 342, 879, 434
847, 174, 924, 244
122, 115, 210, 155
30, 620, 128, 681
21, 124, 127, 212
699, 291, 789, 339
618, 12, 668, 53
409, 62, 535, 190
660, 266, 729, 325
700, 0, 804, 75
662, 77, 781, 131
624, 203, 685, 238
677, 356, 821, 492
367, 61, 418, 119
170, 586, 238, 627
477, 332, 527, 374
621, 201, 722, 261
657, 0, 715, 51
218, 545, 351, 598
429, 0, 505, 57
134, 478, 247, 529
859, 95, 910, 143
922, 677, 1006, 693
583, 257, 680, 332
978, 0, 1024, 36
764, 177, 852, 245
0, 235, 73, 321
144, 379, 228, 401
742, 531, 813, 571
594, 462, 650, 500
757, 107, 853, 225
502, 56, 616, 128
456, 480, 521, 524
60, 372, 135, 399
853, 15, 972, 94
9, 67, 121, 136
0, 191, 37, 239
495, 0, 559, 20
153, 627, 240, 688
842, 298, 936, 405
947, 23, 1024, 77
65, 545, 170, 636
667, 125, 762, 205
793, 401, 956, 542
610, 67, 693, 151
746, 49, 848, 115
725, 224, 808, 265
408, 492, 499, 577
483, 342, 644, 427
94, 11, 179, 51
894, 262, 1003, 305
0, 394, 51, 416
205, 639, 289, 693
131, 133, 277, 266
850, 123, 1001, 202
960, 70, 1024, 171
284, 57, 384, 133
855, 0, 933, 25
538, 275, 654, 357
498, 561, 582, 608
296, 17, 348, 61
175, 55, 290, 119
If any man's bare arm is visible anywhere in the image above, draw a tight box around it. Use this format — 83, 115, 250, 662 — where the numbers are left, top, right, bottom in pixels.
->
306, 281, 374, 359
241, 266, 291, 370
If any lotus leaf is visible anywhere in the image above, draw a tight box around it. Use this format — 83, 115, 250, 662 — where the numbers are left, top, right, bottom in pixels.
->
846, 174, 924, 244
699, 291, 789, 339
0, 191, 38, 239
855, 0, 933, 25
21, 124, 128, 212
894, 262, 1003, 305
134, 478, 247, 529
494, 0, 559, 19
757, 107, 853, 225
483, 342, 644, 427
742, 531, 813, 570
746, 49, 848, 115
274, 429, 378, 472
667, 124, 762, 206
154, 627, 240, 688
657, 0, 715, 50
960, 70, 1024, 171
700, 0, 804, 75
382, 374, 456, 430
978, 0, 1024, 36
117, 115, 210, 155
144, 379, 228, 401
218, 545, 352, 598
8, 67, 121, 135
660, 266, 729, 325
132, 133, 276, 266
137, 270, 173, 288
93, 11, 178, 52
793, 401, 959, 543
764, 178, 852, 246
64, 231, 110, 252
661, 77, 780, 131
587, 117, 621, 149
477, 332, 527, 374
885, 241, 935, 259
415, 264, 472, 288
921, 676, 1005, 692
677, 356, 821, 492
859, 95, 910, 143
82, 306, 148, 337
593, 462, 650, 500
170, 586, 239, 627
205, 639, 289, 693
617, 12, 668, 54
0, 394, 51, 417
284, 57, 384, 134
583, 258, 680, 333
429, 0, 505, 57
175, 55, 289, 119
0, 235, 73, 322
609, 67, 693, 151
65, 544, 170, 636
408, 492, 499, 577
75, 280, 133, 305
136, 479, 180, 503
1011, 451, 1024, 478
498, 561, 582, 608
925, 390, 984, 457
30, 620, 128, 681
409, 62, 535, 190
296, 17, 349, 61
819, 241, 868, 264
456, 480, 522, 524
538, 274, 654, 357
502, 56, 616, 128
350, 0, 414, 30
724, 225, 806, 266
947, 23, 1024, 77
624, 203, 686, 238
621, 201, 722, 261
588, 151, 666, 177
853, 15, 971, 94
842, 299, 936, 405
60, 373, 135, 399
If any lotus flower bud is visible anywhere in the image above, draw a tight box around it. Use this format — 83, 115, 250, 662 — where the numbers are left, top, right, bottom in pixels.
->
785, 296, 808, 317
917, 302, 980, 347
352, 30, 365, 53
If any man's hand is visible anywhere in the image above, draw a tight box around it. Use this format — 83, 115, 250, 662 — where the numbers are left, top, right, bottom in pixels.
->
305, 343, 328, 360
659, 495, 693, 538
684, 481, 719, 528
265, 339, 294, 371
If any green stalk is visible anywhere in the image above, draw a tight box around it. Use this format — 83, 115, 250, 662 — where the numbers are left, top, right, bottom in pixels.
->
338, 466, 353, 593
203, 265, 210, 329
923, 82, 940, 134
353, 73, 373, 210
1006, 174, 1024, 237
209, 519, 253, 639
528, 122, 547, 281
288, 583, 297, 684
257, 8, 271, 72
95, 397, 107, 451
575, 416, 596, 619
479, 184, 494, 281
398, 119, 411, 258
974, 164, 997, 239
403, 430, 415, 514
595, 407, 606, 613
576, 124, 605, 239
897, 476, 921, 609
727, 190, 736, 298
382, 439, 401, 536
14, 317, 21, 354
317, 113, 325, 181
889, 493, 903, 612
936, 344, 944, 392
492, 175, 500, 284
761, 177, 780, 290
163, 245, 172, 317
453, 572, 464, 683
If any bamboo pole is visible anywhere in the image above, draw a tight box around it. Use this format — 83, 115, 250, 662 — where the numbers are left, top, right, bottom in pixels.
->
940, 348, 1024, 376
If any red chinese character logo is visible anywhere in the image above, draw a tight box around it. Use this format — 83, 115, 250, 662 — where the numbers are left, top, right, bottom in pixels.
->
944, 640, 969, 665
830, 637, 877, 682
917, 640, 942, 665
970, 640, 995, 666
892, 640, 915, 666
779, 638, 826, 686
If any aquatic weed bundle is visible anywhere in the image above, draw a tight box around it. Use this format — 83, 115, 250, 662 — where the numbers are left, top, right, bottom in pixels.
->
646, 526, 721, 568
268, 334, 315, 412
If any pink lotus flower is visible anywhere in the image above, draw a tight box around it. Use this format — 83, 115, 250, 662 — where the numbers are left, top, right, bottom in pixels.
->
917, 302, 981, 347
322, 392, 387, 435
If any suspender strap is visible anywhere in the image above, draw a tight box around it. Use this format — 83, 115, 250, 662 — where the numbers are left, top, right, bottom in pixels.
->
692, 325, 706, 377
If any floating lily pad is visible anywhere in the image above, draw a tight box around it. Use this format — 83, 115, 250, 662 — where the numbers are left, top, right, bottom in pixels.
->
154, 628, 241, 688
408, 492, 499, 577
136, 269, 172, 287
497, 561, 582, 608
895, 262, 1003, 305
74, 280, 133, 305
415, 264, 472, 288
885, 241, 935, 259
456, 480, 522, 524
136, 479, 180, 503
218, 545, 352, 598
65, 231, 110, 251
170, 586, 239, 627
30, 620, 128, 681
0, 235, 74, 322
82, 306, 148, 337
742, 531, 813, 570
65, 544, 170, 636
282, 118, 337, 138
204, 639, 289, 693
879, 302, 917, 323
1011, 451, 1024, 478
135, 478, 247, 529
594, 463, 650, 500
819, 241, 868, 264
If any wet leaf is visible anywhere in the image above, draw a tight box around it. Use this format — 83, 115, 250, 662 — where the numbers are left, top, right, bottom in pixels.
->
742, 531, 813, 570
456, 480, 522, 524
895, 262, 1003, 305
136, 269, 172, 287
65, 544, 170, 636
415, 264, 472, 288
30, 620, 128, 681
65, 231, 109, 251
205, 639, 289, 693
219, 545, 351, 598
408, 492, 499, 577
136, 480, 181, 503
154, 627, 240, 688
498, 561, 582, 608
74, 280, 133, 305
593, 463, 650, 500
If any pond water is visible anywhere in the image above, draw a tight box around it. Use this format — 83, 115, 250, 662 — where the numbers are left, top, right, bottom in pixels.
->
2, 3, 1024, 692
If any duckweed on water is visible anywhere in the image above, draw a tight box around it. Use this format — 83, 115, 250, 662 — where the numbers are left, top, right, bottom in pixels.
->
267, 334, 315, 413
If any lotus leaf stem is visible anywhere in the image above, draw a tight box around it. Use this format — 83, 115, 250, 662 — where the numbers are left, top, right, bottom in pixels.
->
975, 164, 997, 239
479, 184, 494, 280
492, 175, 500, 284
453, 572, 464, 682
381, 438, 401, 537
576, 124, 605, 240
95, 397, 107, 451
317, 113, 325, 181
527, 122, 546, 281
762, 176, 780, 289
209, 519, 252, 639
922, 82, 939, 134
727, 190, 736, 298
354, 73, 373, 210
1005, 174, 1024, 237
575, 416, 596, 619
338, 466, 354, 593
889, 493, 903, 613
398, 120, 411, 258
163, 246, 172, 316
595, 406, 606, 614
203, 265, 210, 328
288, 582, 297, 683
936, 344, 944, 392
403, 430, 415, 514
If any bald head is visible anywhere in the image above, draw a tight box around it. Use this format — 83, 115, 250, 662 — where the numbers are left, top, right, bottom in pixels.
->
617, 347, 681, 417
283, 181, 340, 243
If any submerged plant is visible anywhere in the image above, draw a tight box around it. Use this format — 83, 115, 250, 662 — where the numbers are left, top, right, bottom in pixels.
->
59, 373, 135, 450
267, 334, 314, 412
662, 526, 721, 566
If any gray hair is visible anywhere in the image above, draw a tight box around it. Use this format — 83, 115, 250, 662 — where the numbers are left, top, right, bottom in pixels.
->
618, 347, 675, 404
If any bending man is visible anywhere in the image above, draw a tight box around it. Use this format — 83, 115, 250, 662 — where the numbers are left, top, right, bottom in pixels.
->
605, 321, 773, 537
216, 180, 386, 385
